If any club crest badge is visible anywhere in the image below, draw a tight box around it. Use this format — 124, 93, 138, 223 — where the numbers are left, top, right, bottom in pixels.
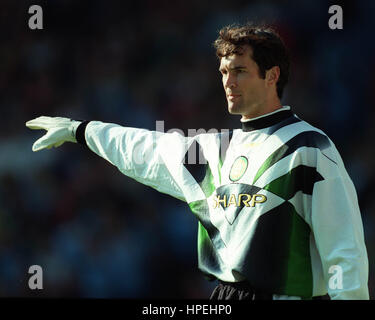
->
229, 156, 248, 182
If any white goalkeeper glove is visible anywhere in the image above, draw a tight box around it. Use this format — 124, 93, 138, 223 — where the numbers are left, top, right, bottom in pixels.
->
25, 116, 81, 152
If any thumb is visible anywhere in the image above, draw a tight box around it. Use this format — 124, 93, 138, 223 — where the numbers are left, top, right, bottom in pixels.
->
31, 128, 60, 152
32, 136, 51, 152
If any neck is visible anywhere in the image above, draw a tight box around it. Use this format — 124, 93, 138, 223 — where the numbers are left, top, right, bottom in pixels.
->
241, 97, 282, 121
241, 106, 293, 132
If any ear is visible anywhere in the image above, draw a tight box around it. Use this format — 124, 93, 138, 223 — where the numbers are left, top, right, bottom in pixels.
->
265, 66, 280, 87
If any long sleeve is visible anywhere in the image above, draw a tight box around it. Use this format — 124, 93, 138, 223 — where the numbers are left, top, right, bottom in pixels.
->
80, 121, 191, 202
311, 147, 369, 300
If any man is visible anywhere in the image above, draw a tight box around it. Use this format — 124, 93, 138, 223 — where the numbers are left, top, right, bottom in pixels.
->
26, 24, 369, 300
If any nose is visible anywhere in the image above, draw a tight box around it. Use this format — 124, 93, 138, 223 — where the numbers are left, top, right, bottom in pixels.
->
224, 73, 237, 89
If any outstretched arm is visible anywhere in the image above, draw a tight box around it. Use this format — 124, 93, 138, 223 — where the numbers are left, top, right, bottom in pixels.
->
26, 116, 189, 202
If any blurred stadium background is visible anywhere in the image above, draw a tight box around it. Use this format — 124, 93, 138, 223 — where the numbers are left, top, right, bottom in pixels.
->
0, 0, 374, 298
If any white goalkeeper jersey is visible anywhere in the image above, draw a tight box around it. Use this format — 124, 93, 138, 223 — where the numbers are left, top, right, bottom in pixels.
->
78, 106, 369, 299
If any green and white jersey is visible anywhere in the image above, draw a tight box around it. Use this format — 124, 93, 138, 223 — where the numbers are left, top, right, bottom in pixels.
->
80, 106, 369, 300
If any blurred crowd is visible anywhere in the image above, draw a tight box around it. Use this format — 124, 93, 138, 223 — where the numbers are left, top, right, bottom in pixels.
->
0, 0, 374, 298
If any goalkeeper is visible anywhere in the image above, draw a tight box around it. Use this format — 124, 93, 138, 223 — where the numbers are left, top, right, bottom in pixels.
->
26, 24, 369, 300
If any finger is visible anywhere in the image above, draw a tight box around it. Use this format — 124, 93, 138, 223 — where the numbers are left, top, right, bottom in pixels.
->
26, 121, 45, 130
26, 116, 55, 130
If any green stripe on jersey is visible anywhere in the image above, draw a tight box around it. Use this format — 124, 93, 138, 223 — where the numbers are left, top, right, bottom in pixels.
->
284, 203, 313, 298
263, 165, 324, 200
200, 165, 216, 198
253, 131, 330, 184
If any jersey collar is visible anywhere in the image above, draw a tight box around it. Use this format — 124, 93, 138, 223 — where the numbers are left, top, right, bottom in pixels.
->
241, 106, 293, 132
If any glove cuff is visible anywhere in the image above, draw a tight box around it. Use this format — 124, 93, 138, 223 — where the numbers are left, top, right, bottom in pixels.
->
75, 121, 91, 145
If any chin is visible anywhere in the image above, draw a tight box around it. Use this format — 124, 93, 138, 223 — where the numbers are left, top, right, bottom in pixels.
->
228, 104, 241, 115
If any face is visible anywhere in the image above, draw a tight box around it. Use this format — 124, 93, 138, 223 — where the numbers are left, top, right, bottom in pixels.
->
219, 46, 268, 119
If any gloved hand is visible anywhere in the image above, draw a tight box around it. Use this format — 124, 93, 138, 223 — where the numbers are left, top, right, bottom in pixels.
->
25, 116, 81, 152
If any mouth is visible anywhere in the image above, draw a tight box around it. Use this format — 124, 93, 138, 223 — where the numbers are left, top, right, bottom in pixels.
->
227, 94, 241, 100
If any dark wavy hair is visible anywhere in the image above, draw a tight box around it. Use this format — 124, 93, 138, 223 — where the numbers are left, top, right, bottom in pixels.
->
214, 23, 290, 99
